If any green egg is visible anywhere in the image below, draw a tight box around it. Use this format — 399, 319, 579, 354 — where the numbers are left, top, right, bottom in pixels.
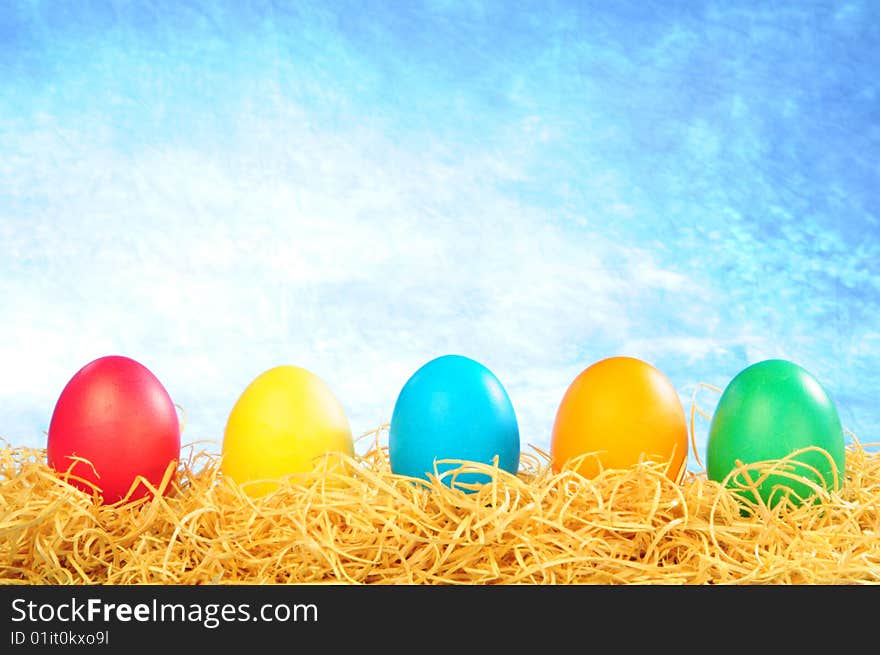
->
706, 359, 845, 509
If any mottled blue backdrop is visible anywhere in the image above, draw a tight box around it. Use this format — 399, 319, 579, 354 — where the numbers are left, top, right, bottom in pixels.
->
1, 1, 878, 471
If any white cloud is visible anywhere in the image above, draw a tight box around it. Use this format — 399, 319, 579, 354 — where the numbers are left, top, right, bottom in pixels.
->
1, 108, 697, 453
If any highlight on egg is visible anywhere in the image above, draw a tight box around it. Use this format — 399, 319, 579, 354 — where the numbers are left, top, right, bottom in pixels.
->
47, 355, 182, 504
221, 365, 354, 497
388, 354, 520, 491
706, 358, 845, 509
550, 356, 688, 481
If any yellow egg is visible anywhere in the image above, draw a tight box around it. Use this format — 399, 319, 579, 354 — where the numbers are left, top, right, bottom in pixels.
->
221, 366, 354, 496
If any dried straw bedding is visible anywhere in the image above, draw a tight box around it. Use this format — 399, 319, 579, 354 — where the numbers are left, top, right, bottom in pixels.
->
2, 419, 879, 585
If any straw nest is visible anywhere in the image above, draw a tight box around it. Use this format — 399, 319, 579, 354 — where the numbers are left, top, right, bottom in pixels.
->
2, 415, 879, 586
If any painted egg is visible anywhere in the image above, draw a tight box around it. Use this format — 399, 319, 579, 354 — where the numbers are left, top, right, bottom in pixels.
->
550, 356, 688, 481
221, 365, 354, 496
389, 354, 520, 490
706, 359, 845, 508
47, 355, 181, 504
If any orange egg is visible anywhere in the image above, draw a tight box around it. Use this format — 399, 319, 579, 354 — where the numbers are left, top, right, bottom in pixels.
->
550, 356, 688, 481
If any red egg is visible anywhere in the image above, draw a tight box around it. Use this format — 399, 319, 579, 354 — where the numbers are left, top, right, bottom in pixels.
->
47, 355, 181, 504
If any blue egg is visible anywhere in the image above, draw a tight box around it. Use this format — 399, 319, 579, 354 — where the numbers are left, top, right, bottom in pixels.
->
389, 354, 520, 490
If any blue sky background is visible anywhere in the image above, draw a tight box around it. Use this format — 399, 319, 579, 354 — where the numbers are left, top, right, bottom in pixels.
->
1, 1, 878, 472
